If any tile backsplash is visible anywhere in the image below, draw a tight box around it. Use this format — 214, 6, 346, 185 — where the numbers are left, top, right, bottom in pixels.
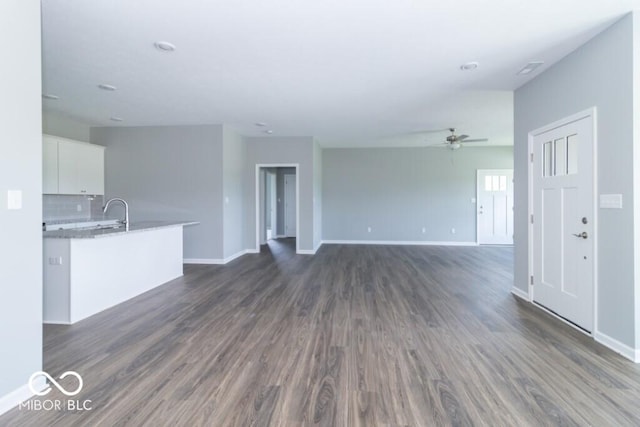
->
43, 195, 107, 223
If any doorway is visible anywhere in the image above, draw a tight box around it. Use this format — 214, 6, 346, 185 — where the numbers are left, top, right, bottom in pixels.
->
477, 169, 514, 245
255, 164, 299, 253
529, 108, 596, 332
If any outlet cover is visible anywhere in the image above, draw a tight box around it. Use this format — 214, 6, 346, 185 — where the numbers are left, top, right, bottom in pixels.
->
7, 190, 22, 210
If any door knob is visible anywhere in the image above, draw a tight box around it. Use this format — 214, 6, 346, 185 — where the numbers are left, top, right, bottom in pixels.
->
572, 231, 588, 239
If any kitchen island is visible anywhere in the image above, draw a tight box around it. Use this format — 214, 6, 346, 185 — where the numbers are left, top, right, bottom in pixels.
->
43, 220, 197, 324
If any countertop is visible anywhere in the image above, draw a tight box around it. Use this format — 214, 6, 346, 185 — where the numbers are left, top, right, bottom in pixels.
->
43, 220, 199, 239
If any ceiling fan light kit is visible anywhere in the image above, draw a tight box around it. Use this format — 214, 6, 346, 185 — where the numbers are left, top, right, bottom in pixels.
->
426, 127, 489, 149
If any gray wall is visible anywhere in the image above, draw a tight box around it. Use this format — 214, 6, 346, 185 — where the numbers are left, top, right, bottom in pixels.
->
91, 125, 225, 260
514, 14, 635, 347
244, 137, 317, 251
222, 126, 246, 258
322, 146, 513, 242
0, 0, 42, 401
42, 111, 91, 141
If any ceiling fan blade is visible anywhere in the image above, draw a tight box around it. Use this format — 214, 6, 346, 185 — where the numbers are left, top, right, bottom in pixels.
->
456, 134, 469, 141
461, 138, 489, 143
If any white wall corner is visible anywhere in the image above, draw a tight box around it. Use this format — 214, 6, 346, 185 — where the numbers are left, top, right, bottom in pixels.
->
297, 248, 317, 255
0, 377, 47, 417
510, 286, 531, 301
594, 331, 640, 363
184, 250, 249, 265
222, 250, 248, 264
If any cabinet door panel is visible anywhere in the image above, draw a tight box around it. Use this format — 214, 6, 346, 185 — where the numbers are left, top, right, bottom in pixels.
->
57, 141, 80, 194
77, 143, 104, 195
57, 141, 105, 195
43, 136, 59, 194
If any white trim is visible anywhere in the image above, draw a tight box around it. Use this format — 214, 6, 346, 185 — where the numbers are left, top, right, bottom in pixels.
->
43, 320, 72, 325
245, 249, 259, 254
594, 331, 640, 363
527, 107, 598, 331
255, 164, 300, 255
283, 173, 297, 238
531, 302, 592, 337
183, 250, 249, 265
321, 240, 478, 246
297, 249, 316, 255
0, 377, 47, 417
511, 286, 531, 301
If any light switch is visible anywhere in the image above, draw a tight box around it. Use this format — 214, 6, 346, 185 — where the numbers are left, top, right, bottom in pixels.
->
600, 194, 623, 209
7, 190, 22, 210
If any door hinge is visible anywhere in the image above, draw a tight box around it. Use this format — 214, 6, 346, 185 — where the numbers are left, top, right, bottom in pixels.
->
530, 214, 534, 224
530, 275, 534, 285
530, 152, 534, 162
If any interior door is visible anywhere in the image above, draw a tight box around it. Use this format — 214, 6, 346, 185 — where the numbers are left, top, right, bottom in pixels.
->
532, 114, 594, 332
284, 174, 296, 237
477, 169, 514, 244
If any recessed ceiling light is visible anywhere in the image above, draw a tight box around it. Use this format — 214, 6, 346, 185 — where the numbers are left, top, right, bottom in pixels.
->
255, 122, 267, 127
154, 41, 176, 52
265, 130, 274, 134
42, 94, 59, 100
110, 116, 123, 122
98, 84, 117, 91
518, 61, 544, 75
460, 62, 479, 71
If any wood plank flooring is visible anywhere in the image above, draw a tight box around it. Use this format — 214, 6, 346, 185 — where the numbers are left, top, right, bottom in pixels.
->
3, 240, 640, 426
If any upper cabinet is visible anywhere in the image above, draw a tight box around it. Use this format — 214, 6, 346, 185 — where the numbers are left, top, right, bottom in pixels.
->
43, 135, 105, 195
43, 135, 59, 194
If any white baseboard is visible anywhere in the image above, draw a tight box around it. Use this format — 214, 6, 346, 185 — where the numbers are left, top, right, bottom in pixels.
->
183, 249, 250, 265
510, 286, 531, 301
0, 377, 46, 417
321, 240, 478, 247
594, 331, 640, 363
245, 249, 259, 254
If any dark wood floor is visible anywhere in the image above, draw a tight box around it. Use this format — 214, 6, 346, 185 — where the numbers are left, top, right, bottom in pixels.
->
3, 240, 640, 426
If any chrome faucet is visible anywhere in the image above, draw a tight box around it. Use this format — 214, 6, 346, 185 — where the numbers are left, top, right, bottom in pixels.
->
103, 198, 130, 231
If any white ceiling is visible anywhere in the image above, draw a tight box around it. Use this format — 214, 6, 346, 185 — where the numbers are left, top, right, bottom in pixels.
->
41, 0, 640, 147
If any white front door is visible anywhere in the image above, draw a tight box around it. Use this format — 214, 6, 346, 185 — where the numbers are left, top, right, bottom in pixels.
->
477, 169, 514, 245
531, 112, 595, 332
284, 174, 296, 237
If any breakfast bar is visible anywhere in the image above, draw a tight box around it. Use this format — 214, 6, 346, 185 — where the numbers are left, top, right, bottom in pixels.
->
43, 221, 197, 324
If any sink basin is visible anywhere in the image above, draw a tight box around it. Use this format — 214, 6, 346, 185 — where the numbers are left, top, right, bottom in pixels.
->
88, 223, 124, 230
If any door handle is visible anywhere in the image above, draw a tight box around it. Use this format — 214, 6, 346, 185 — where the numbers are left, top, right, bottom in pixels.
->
572, 231, 588, 239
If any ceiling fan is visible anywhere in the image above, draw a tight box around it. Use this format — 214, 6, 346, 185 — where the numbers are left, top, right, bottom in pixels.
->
433, 128, 488, 150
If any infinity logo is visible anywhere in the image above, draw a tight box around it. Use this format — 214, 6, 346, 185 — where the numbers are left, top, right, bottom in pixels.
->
28, 371, 83, 397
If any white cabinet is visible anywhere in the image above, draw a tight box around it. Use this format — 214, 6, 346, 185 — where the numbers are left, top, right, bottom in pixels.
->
43, 135, 59, 193
43, 135, 105, 195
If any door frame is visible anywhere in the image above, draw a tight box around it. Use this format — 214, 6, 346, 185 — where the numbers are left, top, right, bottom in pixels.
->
527, 107, 598, 334
283, 173, 297, 238
476, 168, 514, 245
255, 164, 300, 254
